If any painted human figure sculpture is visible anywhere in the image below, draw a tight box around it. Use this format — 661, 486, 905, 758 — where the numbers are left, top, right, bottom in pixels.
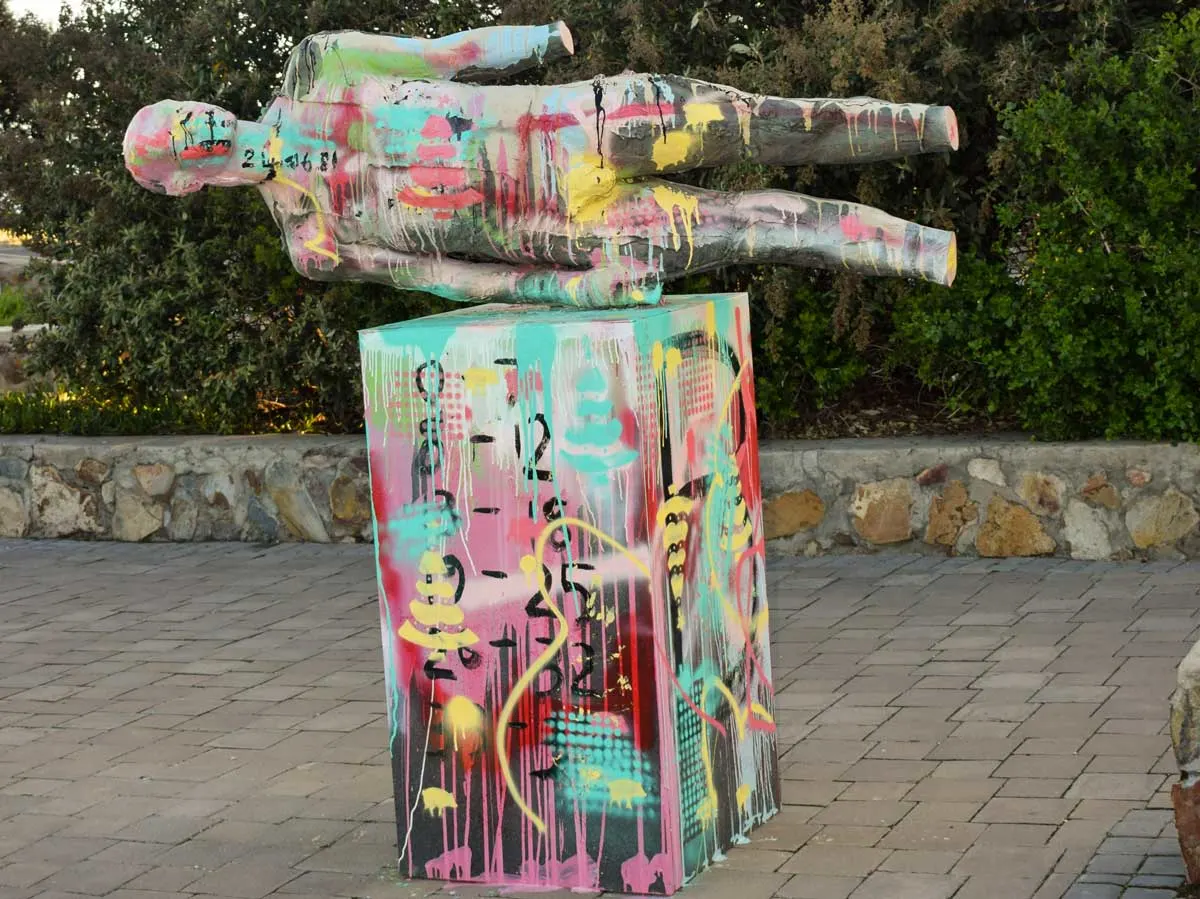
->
124, 22, 960, 307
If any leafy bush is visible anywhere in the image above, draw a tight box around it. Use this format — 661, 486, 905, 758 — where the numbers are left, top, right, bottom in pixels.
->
896, 9, 1200, 440
1, 0, 474, 434
0, 0, 1189, 436
0, 389, 222, 436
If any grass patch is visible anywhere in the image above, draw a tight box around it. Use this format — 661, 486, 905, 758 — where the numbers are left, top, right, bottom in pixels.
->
0, 286, 27, 327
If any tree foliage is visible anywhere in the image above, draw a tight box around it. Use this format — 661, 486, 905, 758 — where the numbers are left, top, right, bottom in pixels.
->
0, 0, 485, 433
896, 8, 1200, 440
0, 0, 1191, 436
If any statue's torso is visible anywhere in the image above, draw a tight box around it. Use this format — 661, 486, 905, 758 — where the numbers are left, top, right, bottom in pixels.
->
253, 74, 663, 268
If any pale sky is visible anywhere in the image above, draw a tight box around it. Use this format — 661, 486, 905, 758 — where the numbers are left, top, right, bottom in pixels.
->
7, 0, 84, 22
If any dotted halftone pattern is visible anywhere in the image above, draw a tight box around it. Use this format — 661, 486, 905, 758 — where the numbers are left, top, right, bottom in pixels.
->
384, 365, 469, 442
544, 710, 658, 812
676, 679, 708, 843
680, 347, 717, 420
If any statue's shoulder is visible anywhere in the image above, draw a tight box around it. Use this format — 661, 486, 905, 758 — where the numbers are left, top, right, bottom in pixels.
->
282, 32, 355, 99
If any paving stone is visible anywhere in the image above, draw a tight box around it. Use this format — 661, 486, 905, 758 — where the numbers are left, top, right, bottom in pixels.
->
776, 873, 862, 899
1086, 853, 1143, 875
1128, 874, 1185, 888
975, 798, 1079, 825
1138, 854, 1186, 876
184, 859, 301, 898
846, 871, 964, 899
6, 545, 1200, 899
1061, 885, 1123, 899
1066, 774, 1167, 803
877, 850, 960, 874
952, 875, 1042, 899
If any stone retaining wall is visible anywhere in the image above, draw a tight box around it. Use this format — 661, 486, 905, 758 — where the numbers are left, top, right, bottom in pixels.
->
760, 437, 1200, 559
0, 436, 371, 543
2, 434, 1199, 558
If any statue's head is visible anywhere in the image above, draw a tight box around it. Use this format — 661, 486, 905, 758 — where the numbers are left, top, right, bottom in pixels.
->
124, 100, 244, 196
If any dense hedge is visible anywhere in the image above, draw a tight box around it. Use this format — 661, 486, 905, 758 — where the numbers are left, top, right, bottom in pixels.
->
896, 8, 1200, 440
0, 0, 1193, 438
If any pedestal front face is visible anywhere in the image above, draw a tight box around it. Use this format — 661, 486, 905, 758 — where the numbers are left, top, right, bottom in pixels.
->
359, 294, 779, 894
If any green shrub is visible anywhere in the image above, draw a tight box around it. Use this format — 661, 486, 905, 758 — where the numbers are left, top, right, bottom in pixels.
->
0, 389, 210, 436
0, 0, 1188, 436
896, 9, 1200, 440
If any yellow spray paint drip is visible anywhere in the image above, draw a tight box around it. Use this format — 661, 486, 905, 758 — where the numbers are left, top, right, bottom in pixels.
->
397, 620, 479, 652
443, 695, 483, 752
462, 367, 498, 392
737, 102, 753, 146
652, 131, 692, 170
495, 517, 652, 835
274, 173, 341, 265
737, 783, 752, 809
653, 102, 723, 170
657, 490, 694, 601
651, 185, 701, 266
263, 125, 339, 264
565, 156, 618, 222
398, 550, 478, 650
408, 601, 464, 627
608, 778, 647, 808
421, 787, 457, 816
685, 102, 724, 128
665, 347, 683, 377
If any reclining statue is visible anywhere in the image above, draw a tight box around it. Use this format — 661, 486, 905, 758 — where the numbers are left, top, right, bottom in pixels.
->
123, 22, 959, 307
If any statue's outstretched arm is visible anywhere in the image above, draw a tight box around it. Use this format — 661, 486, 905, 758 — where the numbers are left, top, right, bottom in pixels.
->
282, 23, 574, 97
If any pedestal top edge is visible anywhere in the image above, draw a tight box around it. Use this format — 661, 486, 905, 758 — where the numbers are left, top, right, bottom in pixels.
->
358, 292, 749, 340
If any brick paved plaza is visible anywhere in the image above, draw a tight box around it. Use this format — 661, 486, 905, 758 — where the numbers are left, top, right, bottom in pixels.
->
0, 541, 1192, 899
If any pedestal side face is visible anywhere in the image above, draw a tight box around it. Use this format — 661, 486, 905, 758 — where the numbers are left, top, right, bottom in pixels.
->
630, 296, 780, 883
359, 301, 698, 893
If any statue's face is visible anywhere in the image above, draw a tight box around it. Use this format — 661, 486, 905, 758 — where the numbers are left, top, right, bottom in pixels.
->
123, 100, 239, 195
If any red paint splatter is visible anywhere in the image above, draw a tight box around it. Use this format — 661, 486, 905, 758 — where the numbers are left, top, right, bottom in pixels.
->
606, 103, 669, 122
515, 112, 579, 141
426, 41, 482, 72
179, 143, 229, 159
416, 144, 456, 162
617, 407, 638, 451
421, 115, 454, 139
505, 515, 544, 548
396, 186, 484, 210
410, 166, 467, 189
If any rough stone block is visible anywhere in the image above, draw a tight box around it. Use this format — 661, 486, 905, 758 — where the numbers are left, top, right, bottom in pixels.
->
1172, 640, 1200, 883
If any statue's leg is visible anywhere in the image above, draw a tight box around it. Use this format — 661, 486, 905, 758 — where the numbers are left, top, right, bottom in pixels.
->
315, 243, 661, 306
592, 74, 957, 175
562, 179, 956, 286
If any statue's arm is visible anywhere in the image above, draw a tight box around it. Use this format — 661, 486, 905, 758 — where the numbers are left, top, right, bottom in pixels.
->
284, 22, 573, 94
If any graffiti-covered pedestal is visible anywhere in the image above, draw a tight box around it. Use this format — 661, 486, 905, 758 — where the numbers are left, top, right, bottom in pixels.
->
359, 293, 779, 895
